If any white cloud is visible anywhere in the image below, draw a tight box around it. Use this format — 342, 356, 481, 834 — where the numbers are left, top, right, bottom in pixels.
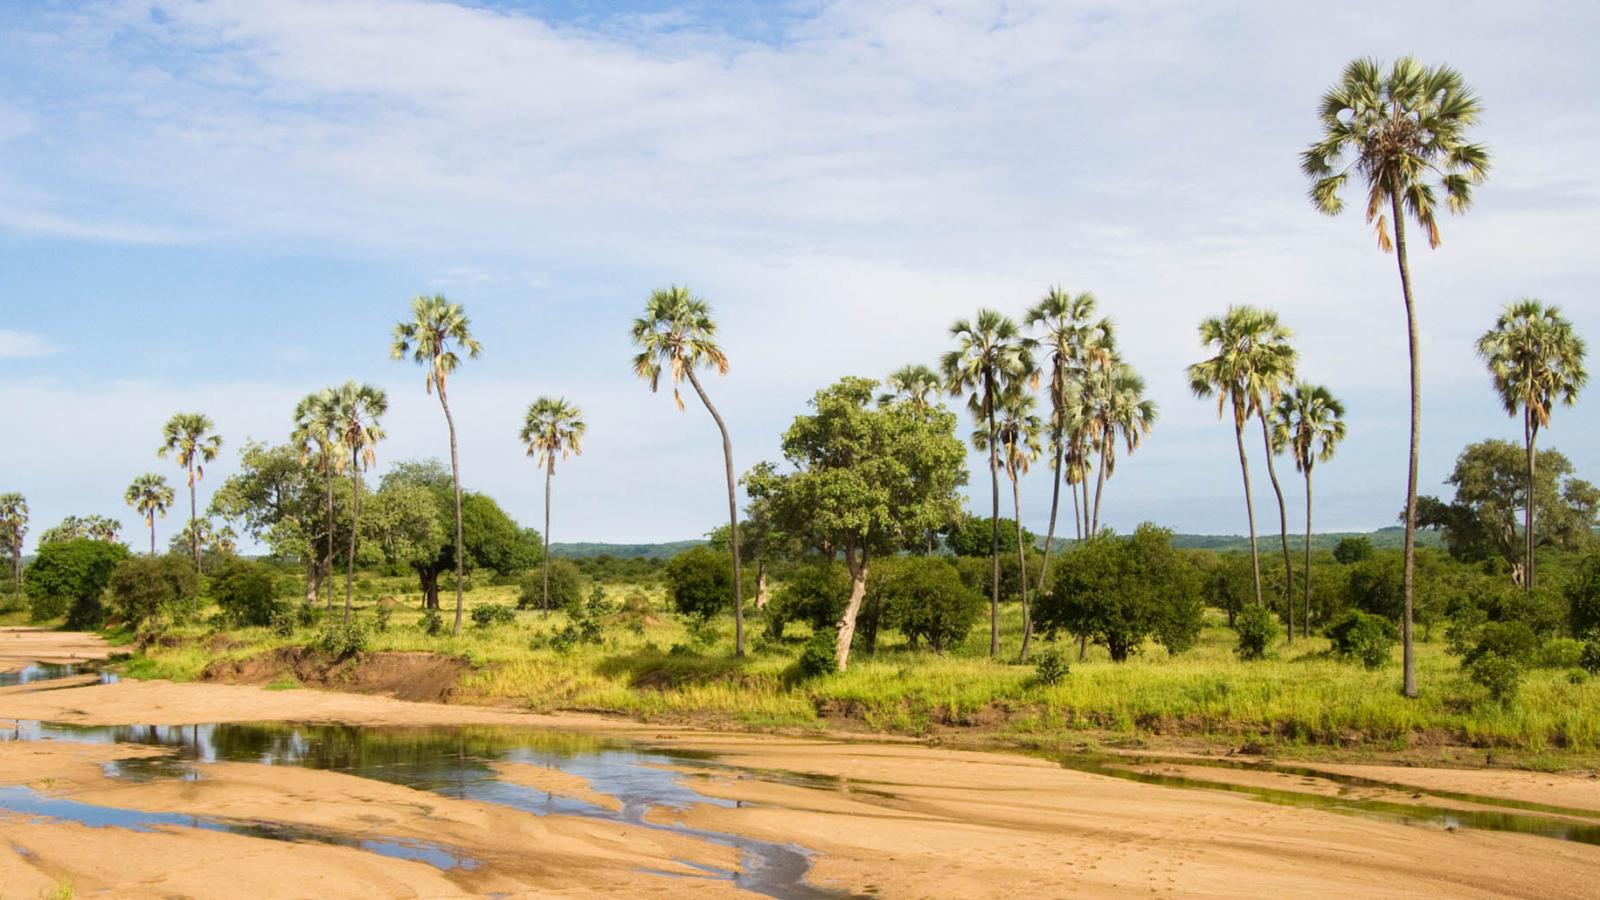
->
0, 330, 59, 359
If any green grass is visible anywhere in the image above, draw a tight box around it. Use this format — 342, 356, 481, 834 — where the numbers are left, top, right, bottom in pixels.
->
111, 581, 1600, 761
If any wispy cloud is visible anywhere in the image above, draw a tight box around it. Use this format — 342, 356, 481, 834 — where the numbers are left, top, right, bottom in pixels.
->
0, 330, 59, 359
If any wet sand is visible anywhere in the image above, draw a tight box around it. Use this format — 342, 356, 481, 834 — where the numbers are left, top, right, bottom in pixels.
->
4, 629, 1600, 897
0, 627, 110, 671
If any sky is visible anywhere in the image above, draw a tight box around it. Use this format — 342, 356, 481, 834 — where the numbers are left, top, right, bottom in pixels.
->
2, 0, 1598, 553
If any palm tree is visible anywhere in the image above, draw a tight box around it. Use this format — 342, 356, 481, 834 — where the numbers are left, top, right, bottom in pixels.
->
0, 493, 26, 595
1026, 287, 1114, 592
1086, 360, 1156, 535
1242, 313, 1299, 637
973, 387, 1042, 660
332, 381, 388, 624
157, 412, 223, 571
879, 364, 943, 412
1304, 56, 1490, 698
1476, 300, 1587, 592
292, 387, 344, 608
942, 309, 1037, 658
393, 294, 482, 636
1188, 307, 1294, 611
124, 473, 175, 556
520, 397, 586, 614
631, 285, 747, 656
1272, 384, 1347, 638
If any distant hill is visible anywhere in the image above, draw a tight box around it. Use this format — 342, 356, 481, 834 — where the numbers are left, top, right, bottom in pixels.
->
1167, 527, 1443, 553
548, 540, 705, 560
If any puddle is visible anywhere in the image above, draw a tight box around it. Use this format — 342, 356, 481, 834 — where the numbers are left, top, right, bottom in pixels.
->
0, 663, 118, 687
0, 721, 829, 898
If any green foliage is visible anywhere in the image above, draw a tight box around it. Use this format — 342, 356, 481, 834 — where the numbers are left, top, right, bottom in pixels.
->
1467, 652, 1523, 705
795, 631, 838, 680
1538, 637, 1585, 669
942, 516, 1037, 558
551, 585, 611, 652
315, 620, 369, 658
107, 555, 200, 630
1233, 603, 1279, 660
882, 556, 984, 653
1033, 646, 1069, 686
1035, 524, 1201, 662
209, 558, 283, 627
374, 604, 393, 633
1324, 610, 1396, 669
1566, 549, 1600, 635
1200, 552, 1255, 625
1580, 638, 1600, 675
664, 546, 734, 623
421, 609, 444, 636
765, 561, 849, 640
1332, 535, 1373, 564
519, 558, 584, 611
470, 602, 517, 628
24, 538, 130, 626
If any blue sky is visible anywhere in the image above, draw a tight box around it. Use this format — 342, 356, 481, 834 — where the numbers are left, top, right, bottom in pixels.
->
2, 0, 1598, 552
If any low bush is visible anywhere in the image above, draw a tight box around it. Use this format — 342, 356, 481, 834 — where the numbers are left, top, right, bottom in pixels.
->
1539, 637, 1585, 669
315, 620, 369, 658
519, 559, 584, 612
25, 538, 129, 626
1324, 610, 1396, 669
1233, 604, 1279, 661
1467, 652, 1523, 705
421, 609, 444, 636
1033, 647, 1069, 686
795, 631, 838, 680
470, 602, 517, 629
107, 555, 200, 630
210, 558, 283, 627
1580, 637, 1600, 675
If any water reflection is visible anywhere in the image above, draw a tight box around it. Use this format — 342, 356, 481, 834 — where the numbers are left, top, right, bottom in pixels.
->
0, 663, 118, 687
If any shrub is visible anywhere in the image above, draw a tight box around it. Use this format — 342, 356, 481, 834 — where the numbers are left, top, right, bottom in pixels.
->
1567, 551, 1600, 635
210, 558, 283, 627
315, 620, 369, 658
1569, 668, 1590, 686
470, 602, 517, 629
1580, 638, 1600, 675
764, 561, 849, 641
1539, 637, 1585, 669
1324, 610, 1397, 669
421, 609, 444, 636
1033, 647, 1069, 686
295, 599, 318, 628
1233, 604, 1279, 661
664, 547, 734, 623
881, 557, 983, 653
1332, 536, 1373, 564
1461, 621, 1540, 668
270, 610, 295, 638
374, 604, 393, 633
107, 555, 200, 630
1467, 652, 1523, 705
24, 538, 129, 626
1036, 525, 1201, 662
795, 631, 838, 680
518, 558, 584, 612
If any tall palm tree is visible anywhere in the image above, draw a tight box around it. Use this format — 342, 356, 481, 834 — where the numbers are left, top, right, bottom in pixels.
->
332, 381, 387, 624
1026, 287, 1114, 591
393, 294, 482, 636
974, 387, 1042, 660
1272, 384, 1347, 638
1303, 56, 1489, 698
1242, 313, 1299, 636
942, 309, 1037, 658
293, 387, 344, 608
520, 397, 586, 614
1086, 360, 1156, 535
124, 473, 175, 556
157, 412, 223, 571
631, 285, 747, 656
1476, 300, 1587, 592
0, 493, 26, 595
1188, 307, 1294, 610
879, 364, 943, 412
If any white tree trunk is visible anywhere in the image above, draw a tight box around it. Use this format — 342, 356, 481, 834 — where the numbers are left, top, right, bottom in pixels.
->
834, 549, 869, 672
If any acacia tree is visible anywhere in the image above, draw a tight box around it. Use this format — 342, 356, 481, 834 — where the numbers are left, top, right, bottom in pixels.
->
1303, 56, 1490, 698
1272, 384, 1347, 637
292, 388, 344, 607
746, 377, 965, 671
1188, 307, 1294, 613
942, 309, 1036, 657
124, 473, 175, 556
520, 397, 586, 613
1475, 300, 1586, 593
157, 412, 223, 571
393, 294, 482, 636
631, 286, 747, 656
973, 386, 1042, 659
0, 493, 26, 594
332, 381, 387, 623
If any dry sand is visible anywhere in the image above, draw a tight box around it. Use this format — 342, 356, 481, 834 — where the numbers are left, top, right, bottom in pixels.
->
3, 628, 1600, 897
0, 627, 110, 671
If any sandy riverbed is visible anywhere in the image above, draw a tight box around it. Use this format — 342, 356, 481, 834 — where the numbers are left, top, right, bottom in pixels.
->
3, 629, 1600, 897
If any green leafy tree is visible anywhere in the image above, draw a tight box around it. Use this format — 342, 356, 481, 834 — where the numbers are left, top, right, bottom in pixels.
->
942, 309, 1036, 657
1476, 300, 1587, 593
1333, 536, 1373, 564
157, 412, 223, 571
632, 285, 746, 655
1273, 384, 1347, 637
942, 516, 1037, 558
210, 558, 283, 627
107, 554, 199, 630
24, 538, 130, 627
332, 381, 388, 624
747, 376, 967, 670
882, 556, 984, 653
210, 441, 331, 603
291, 387, 344, 608
521, 397, 586, 613
0, 493, 28, 594
1035, 524, 1201, 662
392, 294, 483, 636
520, 558, 584, 612
1303, 56, 1491, 698
123, 473, 175, 557
664, 545, 735, 623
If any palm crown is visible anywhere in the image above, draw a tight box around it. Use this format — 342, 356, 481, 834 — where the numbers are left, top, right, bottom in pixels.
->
291, 388, 343, 473
158, 412, 223, 485
391, 294, 482, 396
941, 309, 1038, 420
0, 493, 27, 553
974, 388, 1043, 477
1272, 385, 1347, 474
124, 473, 175, 526
1476, 299, 1587, 430
630, 285, 728, 410
521, 397, 587, 470
332, 381, 388, 470
1188, 306, 1297, 427
880, 364, 943, 410
1087, 362, 1157, 480
1302, 56, 1490, 250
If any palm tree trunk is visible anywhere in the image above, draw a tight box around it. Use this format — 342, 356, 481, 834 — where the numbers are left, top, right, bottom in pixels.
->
323, 464, 335, 610
1013, 470, 1034, 661
1258, 412, 1294, 641
1234, 417, 1264, 607
542, 457, 553, 614
346, 446, 360, 625
1390, 191, 1421, 699
1303, 469, 1314, 639
1080, 469, 1091, 540
1090, 431, 1110, 534
1070, 479, 1082, 542
437, 381, 466, 637
985, 379, 1001, 659
188, 460, 200, 571
1039, 420, 1065, 594
1525, 411, 1537, 593
149, 520, 156, 557
685, 368, 744, 657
